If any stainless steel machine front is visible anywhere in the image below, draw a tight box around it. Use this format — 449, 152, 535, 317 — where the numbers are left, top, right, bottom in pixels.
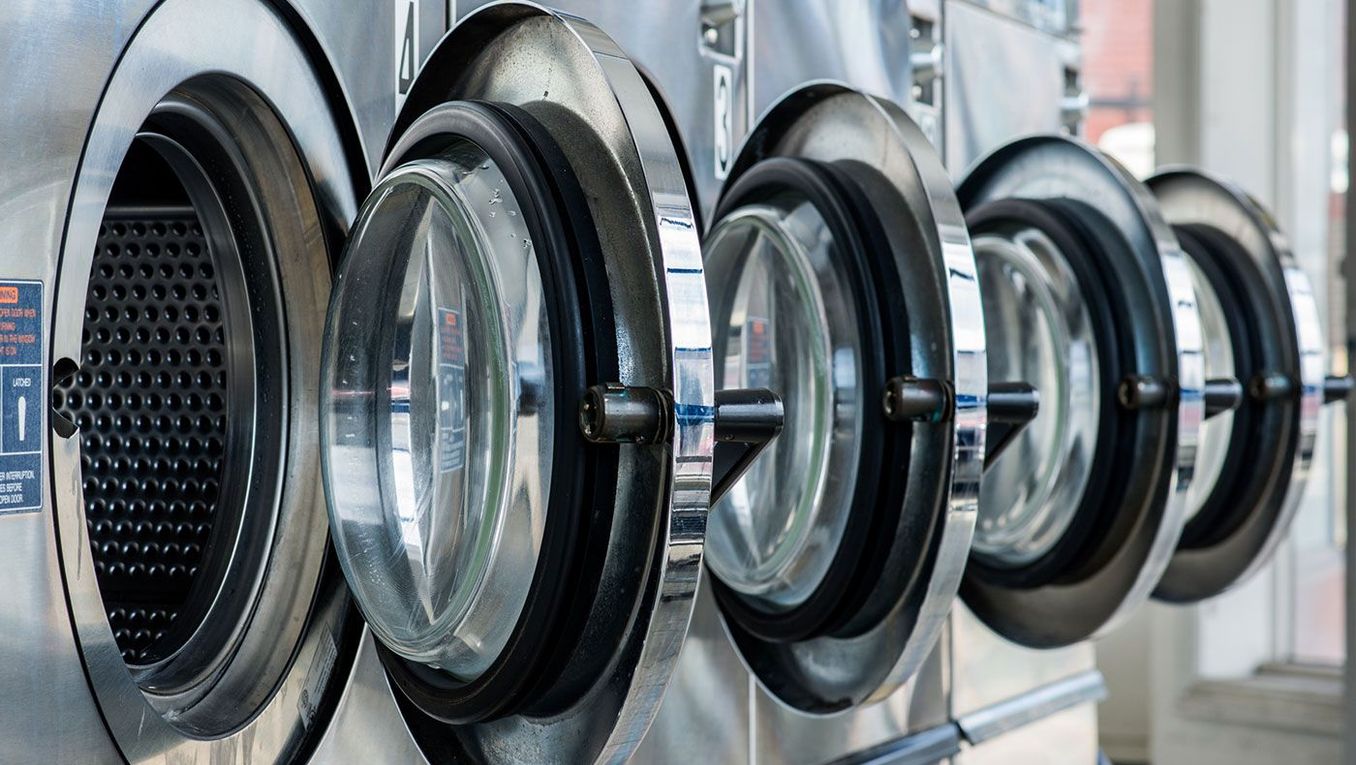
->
1, 0, 368, 760
3, 1, 1346, 764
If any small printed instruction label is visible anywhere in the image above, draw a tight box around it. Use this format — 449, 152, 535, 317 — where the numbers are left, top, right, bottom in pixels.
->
0, 281, 42, 515
437, 307, 466, 474
297, 629, 339, 729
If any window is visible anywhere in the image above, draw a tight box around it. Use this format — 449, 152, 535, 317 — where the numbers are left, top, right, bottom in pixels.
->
1095, 3, 1349, 761
1081, 0, 1154, 177
1287, 0, 1347, 667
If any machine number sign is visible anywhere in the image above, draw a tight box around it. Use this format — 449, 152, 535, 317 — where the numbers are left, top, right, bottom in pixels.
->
713, 63, 734, 180
396, 0, 420, 109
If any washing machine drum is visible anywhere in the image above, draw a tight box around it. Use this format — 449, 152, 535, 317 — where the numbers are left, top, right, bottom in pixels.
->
319, 5, 715, 762
957, 136, 1209, 648
701, 84, 987, 714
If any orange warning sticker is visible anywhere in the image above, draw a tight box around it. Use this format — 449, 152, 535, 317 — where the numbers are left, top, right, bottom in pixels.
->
0, 280, 42, 514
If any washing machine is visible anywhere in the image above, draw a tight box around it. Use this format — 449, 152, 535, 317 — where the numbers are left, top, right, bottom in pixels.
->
291, 0, 983, 761
6, 0, 768, 762
7, 2, 1347, 764
0, 0, 385, 761
943, 3, 1347, 763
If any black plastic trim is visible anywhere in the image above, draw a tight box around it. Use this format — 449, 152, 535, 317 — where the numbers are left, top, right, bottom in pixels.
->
1172, 223, 1277, 549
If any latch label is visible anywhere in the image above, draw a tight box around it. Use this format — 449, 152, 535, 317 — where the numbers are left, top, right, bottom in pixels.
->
0, 280, 42, 515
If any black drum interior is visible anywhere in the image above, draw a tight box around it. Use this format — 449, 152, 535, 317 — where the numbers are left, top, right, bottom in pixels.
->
53, 98, 284, 676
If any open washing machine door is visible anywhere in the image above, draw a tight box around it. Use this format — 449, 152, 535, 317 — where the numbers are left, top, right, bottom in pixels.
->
317, 5, 780, 762
1147, 168, 1350, 602
956, 136, 1214, 648
39, 0, 367, 761
698, 83, 997, 714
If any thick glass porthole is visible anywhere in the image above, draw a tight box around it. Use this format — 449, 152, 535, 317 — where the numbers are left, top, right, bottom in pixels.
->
704, 200, 862, 610
698, 83, 984, 715
972, 225, 1101, 567
320, 101, 622, 727
1148, 168, 1350, 603
323, 142, 550, 680
957, 136, 1203, 648
962, 195, 1127, 586
701, 156, 911, 647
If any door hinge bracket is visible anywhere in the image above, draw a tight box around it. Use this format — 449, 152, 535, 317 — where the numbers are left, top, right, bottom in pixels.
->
710, 387, 783, 505
984, 381, 1040, 470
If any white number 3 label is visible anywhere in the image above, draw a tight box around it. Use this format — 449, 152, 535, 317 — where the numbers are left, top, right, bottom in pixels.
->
713, 64, 734, 181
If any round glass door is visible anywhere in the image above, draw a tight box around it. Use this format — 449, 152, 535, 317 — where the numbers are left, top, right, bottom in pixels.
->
704, 161, 878, 618
1179, 247, 1238, 523
324, 140, 551, 681
973, 222, 1101, 568
323, 103, 606, 725
959, 137, 1204, 648
703, 84, 984, 714
1148, 169, 1337, 602
317, 5, 715, 760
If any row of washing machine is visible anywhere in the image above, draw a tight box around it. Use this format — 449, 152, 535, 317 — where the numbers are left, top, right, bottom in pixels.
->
0, 1, 1342, 763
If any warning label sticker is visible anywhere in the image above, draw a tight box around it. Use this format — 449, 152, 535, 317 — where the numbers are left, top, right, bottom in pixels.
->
437, 307, 466, 474
0, 280, 42, 515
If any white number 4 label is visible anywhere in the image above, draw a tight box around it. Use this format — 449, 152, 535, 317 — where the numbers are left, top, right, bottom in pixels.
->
396, 0, 420, 109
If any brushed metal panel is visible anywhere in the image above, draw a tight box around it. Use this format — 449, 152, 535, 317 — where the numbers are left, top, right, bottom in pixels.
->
748, 0, 916, 116
285, 0, 445, 177
633, 580, 753, 764
955, 703, 1099, 764
950, 602, 1095, 718
310, 635, 430, 764
0, 3, 190, 762
943, 1, 1065, 173
752, 640, 950, 765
